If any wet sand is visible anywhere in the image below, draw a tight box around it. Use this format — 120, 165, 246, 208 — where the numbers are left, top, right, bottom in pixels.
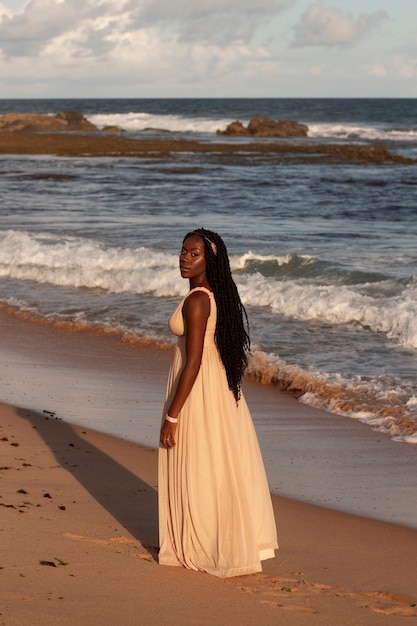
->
1, 309, 417, 624
1, 307, 417, 528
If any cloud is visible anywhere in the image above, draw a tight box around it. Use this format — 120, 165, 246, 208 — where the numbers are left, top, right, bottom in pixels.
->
0, 2, 13, 18
137, 0, 293, 45
0, 0, 91, 56
291, 1, 388, 47
393, 56, 417, 78
0, 0, 294, 93
0, 0, 292, 58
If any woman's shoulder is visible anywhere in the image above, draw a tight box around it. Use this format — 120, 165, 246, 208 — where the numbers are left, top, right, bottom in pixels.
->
183, 287, 212, 316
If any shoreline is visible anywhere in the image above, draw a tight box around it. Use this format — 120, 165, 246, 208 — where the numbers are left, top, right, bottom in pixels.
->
2, 400, 417, 624
1, 307, 417, 530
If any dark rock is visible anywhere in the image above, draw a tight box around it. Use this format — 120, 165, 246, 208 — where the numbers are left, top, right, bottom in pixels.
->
219, 120, 247, 136
102, 125, 124, 133
55, 111, 97, 131
0, 111, 98, 133
217, 115, 308, 138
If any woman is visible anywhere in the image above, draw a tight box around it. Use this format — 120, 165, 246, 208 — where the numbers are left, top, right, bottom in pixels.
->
159, 228, 278, 578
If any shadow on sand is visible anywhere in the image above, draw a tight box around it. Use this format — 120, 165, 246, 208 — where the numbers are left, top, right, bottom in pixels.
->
16, 405, 159, 558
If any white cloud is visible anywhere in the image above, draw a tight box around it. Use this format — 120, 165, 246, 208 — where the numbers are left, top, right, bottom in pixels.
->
291, 1, 388, 47
0, 0, 293, 93
0, 2, 12, 17
393, 55, 417, 78
0, 0, 89, 55
0, 0, 292, 57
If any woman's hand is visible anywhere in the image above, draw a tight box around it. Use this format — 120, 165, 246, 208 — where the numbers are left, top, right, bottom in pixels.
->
160, 419, 178, 449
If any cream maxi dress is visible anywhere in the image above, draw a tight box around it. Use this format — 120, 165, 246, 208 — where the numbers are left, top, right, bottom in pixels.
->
158, 286, 278, 578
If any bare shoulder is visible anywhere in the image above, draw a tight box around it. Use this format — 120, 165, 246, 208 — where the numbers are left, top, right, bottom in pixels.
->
183, 290, 211, 317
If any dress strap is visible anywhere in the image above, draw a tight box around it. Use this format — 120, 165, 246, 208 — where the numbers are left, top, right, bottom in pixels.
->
188, 286, 213, 297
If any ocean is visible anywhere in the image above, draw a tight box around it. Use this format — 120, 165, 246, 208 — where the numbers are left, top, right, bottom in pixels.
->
1, 98, 417, 446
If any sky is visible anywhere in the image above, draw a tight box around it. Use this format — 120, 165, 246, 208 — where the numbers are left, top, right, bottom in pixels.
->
0, 0, 416, 98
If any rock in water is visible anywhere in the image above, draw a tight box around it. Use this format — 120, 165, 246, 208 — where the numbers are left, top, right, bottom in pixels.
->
0, 111, 98, 133
217, 115, 308, 138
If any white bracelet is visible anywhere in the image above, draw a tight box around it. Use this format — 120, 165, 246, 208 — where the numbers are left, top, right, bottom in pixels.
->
165, 414, 178, 423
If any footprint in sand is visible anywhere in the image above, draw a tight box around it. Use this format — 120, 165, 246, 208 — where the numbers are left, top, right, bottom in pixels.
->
232, 572, 417, 617
63, 532, 156, 561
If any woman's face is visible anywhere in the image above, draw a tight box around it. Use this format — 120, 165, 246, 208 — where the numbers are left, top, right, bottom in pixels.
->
179, 234, 207, 282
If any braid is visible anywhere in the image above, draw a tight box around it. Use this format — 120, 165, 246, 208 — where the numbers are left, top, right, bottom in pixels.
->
184, 228, 250, 402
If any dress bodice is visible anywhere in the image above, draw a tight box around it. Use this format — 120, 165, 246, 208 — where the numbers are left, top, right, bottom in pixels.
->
169, 286, 216, 346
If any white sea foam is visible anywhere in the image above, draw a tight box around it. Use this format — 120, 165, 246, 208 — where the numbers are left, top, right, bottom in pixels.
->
407, 396, 417, 408
87, 113, 417, 143
1, 230, 417, 350
248, 348, 417, 442
0, 230, 184, 297
392, 433, 417, 444
87, 112, 239, 135
308, 123, 417, 142
231, 251, 296, 269
237, 272, 417, 350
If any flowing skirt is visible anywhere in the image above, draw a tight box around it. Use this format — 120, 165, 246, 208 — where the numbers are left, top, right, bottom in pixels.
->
158, 338, 278, 578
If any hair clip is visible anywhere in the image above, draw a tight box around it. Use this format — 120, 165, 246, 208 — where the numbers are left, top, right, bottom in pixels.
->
204, 236, 217, 256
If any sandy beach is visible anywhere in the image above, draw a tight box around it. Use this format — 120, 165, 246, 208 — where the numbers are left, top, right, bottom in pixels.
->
1, 309, 417, 625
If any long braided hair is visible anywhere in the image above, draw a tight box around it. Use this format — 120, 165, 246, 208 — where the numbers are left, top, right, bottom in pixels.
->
184, 228, 250, 402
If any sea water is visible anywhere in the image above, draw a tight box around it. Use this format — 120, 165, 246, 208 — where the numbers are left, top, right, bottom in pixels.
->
1, 98, 417, 445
